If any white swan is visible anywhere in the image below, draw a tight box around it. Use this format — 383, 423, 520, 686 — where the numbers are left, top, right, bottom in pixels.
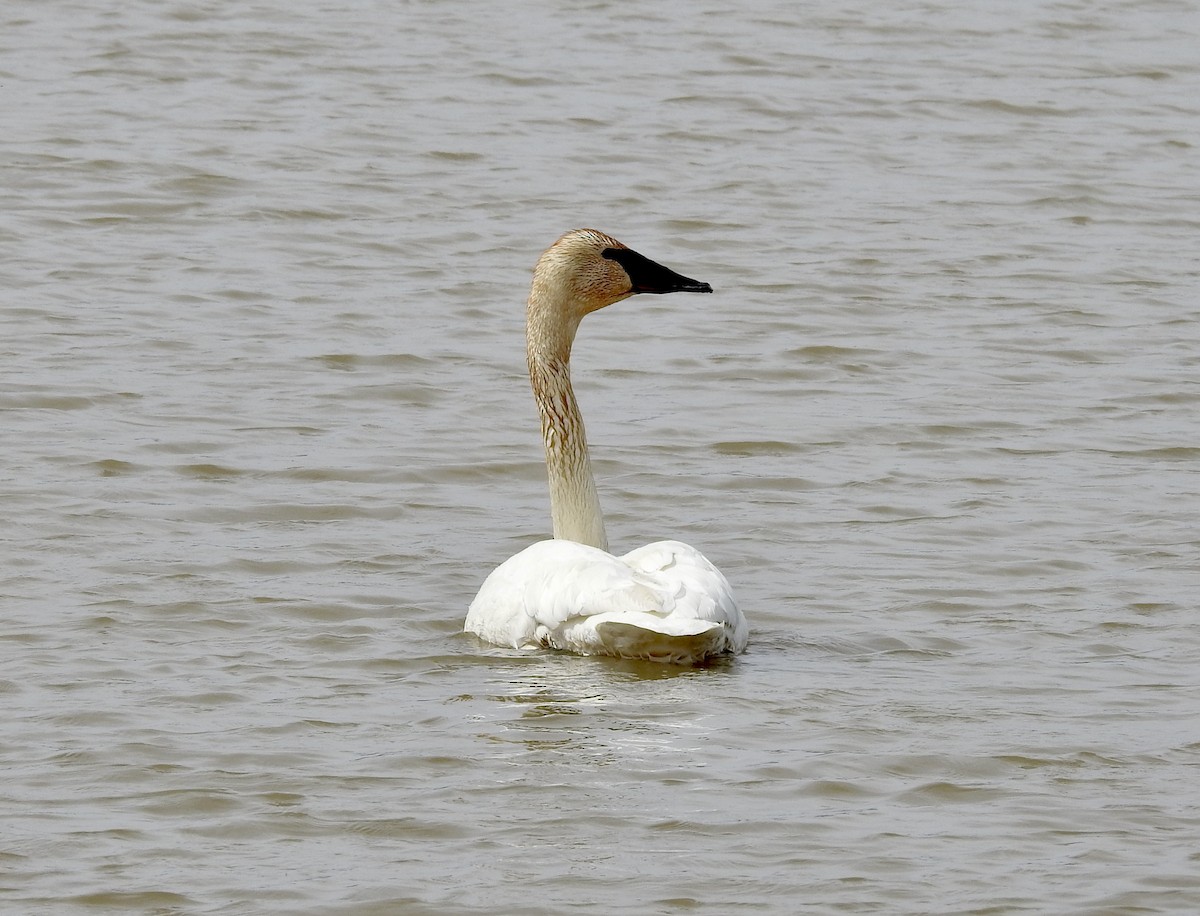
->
465, 229, 748, 665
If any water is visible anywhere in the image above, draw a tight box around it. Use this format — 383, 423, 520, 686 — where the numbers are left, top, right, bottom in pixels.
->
3, 0, 1199, 913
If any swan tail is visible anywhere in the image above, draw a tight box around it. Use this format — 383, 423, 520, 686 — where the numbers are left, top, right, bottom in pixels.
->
592, 616, 730, 665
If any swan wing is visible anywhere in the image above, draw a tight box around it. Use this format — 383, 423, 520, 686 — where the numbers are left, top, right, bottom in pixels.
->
620, 540, 749, 654
465, 539, 661, 649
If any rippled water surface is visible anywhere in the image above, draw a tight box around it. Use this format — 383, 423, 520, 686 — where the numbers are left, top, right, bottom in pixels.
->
4, 1, 1199, 913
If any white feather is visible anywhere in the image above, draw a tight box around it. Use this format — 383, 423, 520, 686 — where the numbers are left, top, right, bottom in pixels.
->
466, 539, 747, 665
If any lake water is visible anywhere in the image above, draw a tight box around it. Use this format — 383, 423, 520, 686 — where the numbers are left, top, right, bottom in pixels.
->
3, 1, 1199, 913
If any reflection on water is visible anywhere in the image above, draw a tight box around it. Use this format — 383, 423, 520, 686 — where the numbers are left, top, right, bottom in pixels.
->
467, 653, 734, 766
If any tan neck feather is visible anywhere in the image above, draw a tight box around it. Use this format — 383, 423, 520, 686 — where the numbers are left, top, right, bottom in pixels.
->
526, 289, 609, 552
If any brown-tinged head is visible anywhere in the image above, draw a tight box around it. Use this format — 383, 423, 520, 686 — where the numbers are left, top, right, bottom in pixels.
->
531, 228, 713, 317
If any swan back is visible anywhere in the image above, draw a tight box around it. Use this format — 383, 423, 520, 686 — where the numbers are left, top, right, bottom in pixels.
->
466, 539, 747, 665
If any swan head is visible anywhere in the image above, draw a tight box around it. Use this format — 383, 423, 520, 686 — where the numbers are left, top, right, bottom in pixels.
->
532, 228, 713, 317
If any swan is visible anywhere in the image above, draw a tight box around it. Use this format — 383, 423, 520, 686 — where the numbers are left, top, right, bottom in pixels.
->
465, 229, 748, 665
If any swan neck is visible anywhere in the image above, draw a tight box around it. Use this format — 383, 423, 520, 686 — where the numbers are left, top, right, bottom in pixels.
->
527, 289, 609, 552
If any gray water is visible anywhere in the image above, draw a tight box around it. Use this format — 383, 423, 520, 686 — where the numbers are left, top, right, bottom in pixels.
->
3, 1, 1199, 913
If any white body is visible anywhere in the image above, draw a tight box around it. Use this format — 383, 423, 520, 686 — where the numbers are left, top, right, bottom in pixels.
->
466, 229, 748, 664
467, 539, 748, 665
